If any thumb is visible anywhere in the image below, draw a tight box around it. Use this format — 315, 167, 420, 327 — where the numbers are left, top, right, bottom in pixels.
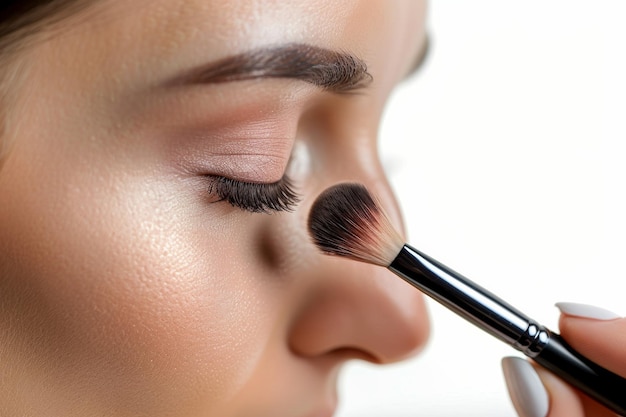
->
556, 302, 626, 378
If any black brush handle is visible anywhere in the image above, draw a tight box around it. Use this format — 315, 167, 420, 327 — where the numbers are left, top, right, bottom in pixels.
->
534, 333, 626, 415
389, 244, 626, 415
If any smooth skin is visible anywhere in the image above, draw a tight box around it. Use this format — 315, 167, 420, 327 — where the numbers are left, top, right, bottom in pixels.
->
0, 1, 429, 416
0, 1, 624, 416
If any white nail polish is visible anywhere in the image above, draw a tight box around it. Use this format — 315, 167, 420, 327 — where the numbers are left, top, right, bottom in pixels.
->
502, 357, 549, 417
555, 302, 621, 320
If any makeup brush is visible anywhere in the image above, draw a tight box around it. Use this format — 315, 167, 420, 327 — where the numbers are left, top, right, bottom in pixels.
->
308, 182, 626, 415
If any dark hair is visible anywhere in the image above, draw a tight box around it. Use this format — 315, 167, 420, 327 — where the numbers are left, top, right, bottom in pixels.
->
0, 0, 90, 57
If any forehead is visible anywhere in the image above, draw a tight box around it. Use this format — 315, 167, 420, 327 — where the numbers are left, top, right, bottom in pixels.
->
63, 0, 426, 83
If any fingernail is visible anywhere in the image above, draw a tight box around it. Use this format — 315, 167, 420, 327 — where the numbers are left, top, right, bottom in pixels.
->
502, 357, 549, 417
555, 302, 621, 320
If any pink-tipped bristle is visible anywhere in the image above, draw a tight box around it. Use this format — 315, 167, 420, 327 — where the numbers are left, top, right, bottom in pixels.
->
307, 183, 404, 267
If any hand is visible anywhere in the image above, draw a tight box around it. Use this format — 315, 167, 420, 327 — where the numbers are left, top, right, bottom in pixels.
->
502, 302, 625, 417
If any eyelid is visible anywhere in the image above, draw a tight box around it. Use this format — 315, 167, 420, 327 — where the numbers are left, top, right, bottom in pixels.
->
207, 174, 300, 213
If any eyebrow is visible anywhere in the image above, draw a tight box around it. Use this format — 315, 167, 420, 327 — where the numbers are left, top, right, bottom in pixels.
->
169, 43, 373, 93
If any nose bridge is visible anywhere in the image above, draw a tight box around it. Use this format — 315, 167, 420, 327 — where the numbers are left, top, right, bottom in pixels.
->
320, 127, 407, 239
316, 109, 404, 234
283, 137, 429, 364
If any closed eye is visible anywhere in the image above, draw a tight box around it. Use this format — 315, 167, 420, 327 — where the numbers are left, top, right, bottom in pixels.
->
207, 174, 300, 213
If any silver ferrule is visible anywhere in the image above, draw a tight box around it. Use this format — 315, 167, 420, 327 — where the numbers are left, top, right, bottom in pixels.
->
513, 321, 551, 358
389, 244, 549, 355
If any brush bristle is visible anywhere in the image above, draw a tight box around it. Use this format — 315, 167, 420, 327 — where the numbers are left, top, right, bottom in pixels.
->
307, 183, 404, 267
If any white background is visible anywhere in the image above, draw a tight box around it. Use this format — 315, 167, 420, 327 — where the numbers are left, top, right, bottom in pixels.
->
337, 1, 626, 416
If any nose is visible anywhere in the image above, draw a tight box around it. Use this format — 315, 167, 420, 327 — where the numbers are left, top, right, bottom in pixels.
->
287, 179, 430, 364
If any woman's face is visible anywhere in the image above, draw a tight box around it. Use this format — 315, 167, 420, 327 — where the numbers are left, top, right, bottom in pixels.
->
0, 1, 429, 416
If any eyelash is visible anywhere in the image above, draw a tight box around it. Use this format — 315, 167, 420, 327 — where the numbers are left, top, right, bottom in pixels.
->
207, 175, 300, 213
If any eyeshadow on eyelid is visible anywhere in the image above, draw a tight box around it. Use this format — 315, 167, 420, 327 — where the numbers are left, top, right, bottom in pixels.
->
153, 90, 303, 184
162, 121, 296, 182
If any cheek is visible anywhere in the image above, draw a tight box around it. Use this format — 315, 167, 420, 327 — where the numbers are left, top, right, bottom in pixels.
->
0, 151, 278, 411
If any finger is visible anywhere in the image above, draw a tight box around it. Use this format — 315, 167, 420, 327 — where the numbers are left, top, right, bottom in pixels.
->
533, 365, 618, 417
577, 390, 620, 417
502, 357, 619, 417
556, 302, 626, 377
532, 365, 585, 417
502, 356, 554, 417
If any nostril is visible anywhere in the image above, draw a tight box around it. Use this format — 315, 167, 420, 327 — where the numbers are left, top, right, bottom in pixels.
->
287, 270, 431, 366
326, 347, 381, 364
